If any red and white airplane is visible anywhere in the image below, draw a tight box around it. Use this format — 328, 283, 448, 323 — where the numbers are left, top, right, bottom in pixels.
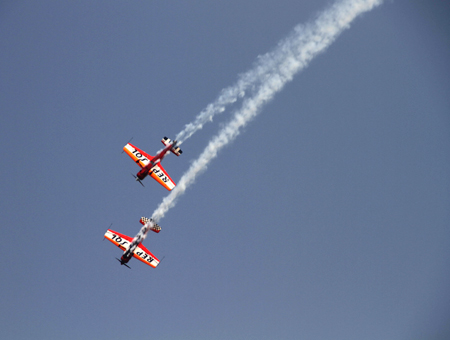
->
123, 137, 182, 190
104, 217, 161, 269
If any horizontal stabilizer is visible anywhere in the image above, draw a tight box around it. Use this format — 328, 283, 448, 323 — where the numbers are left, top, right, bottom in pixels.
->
162, 136, 182, 156
171, 145, 182, 156
139, 217, 161, 233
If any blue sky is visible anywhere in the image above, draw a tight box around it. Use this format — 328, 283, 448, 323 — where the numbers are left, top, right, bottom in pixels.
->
1, 1, 449, 339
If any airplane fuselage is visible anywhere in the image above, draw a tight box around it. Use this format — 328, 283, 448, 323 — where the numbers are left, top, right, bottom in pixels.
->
136, 142, 174, 180
105, 226, 160, 269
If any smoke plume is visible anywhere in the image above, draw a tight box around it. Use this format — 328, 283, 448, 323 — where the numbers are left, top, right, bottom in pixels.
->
153, 0, 383, 221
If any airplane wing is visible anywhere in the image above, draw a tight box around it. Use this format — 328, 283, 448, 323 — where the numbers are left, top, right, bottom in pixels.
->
132, 244, 160, 268
105, 229, 160, 268
123, 142, 176, 190
123, 143, 152, 168
150, 163, 176, 191
104, 229, 133, 252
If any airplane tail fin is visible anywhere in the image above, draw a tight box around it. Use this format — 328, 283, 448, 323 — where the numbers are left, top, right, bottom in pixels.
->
140, 217, 161, 233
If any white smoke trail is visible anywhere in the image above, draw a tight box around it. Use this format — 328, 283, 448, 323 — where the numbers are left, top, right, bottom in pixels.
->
152, 0, 383, 221
175, 0, 383, 144
124, 221, 154, 256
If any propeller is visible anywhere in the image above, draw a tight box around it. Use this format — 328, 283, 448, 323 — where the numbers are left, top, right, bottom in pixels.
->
131, 173, 145, 187
116, 258, 131, 269
121, 137, 134, 153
